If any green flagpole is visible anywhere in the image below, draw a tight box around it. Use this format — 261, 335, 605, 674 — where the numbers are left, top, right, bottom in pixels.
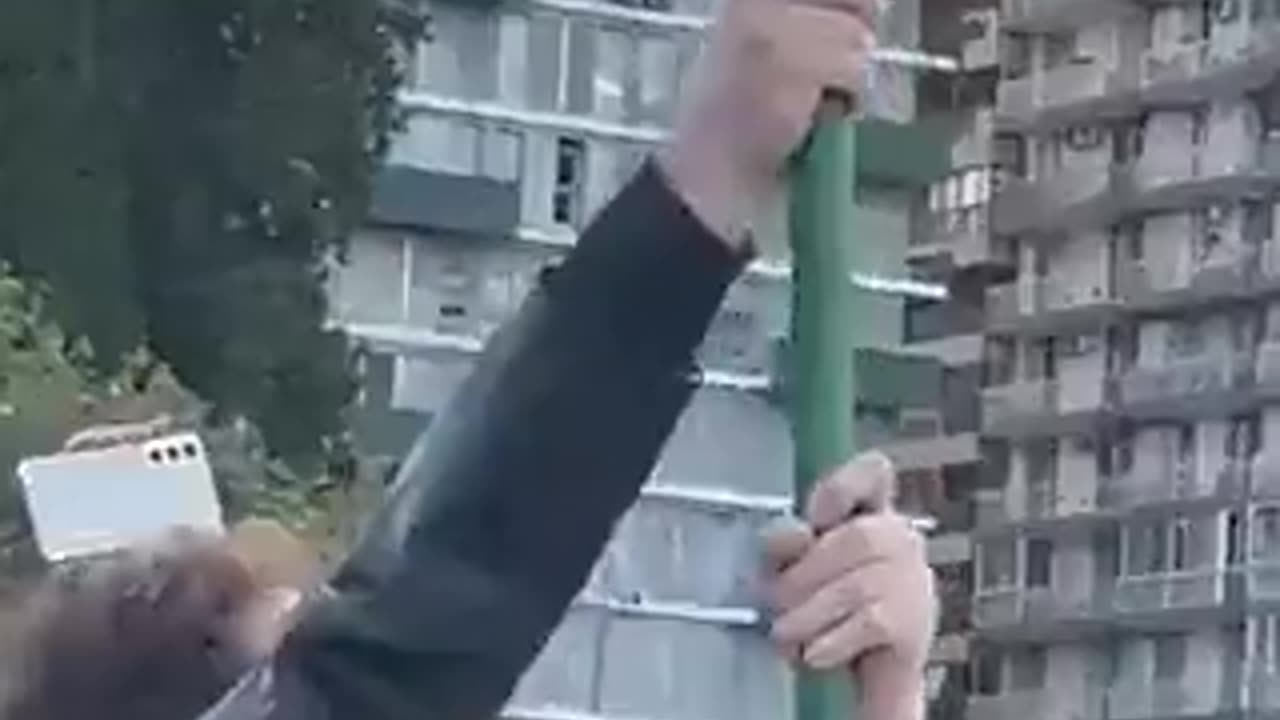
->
788, 91, 859, 720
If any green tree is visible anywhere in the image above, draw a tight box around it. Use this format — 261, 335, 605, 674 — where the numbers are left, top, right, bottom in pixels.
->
0, 0, 424, 469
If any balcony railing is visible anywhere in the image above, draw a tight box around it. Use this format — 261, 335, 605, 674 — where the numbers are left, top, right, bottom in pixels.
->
974, 585, 1099, 629
1118, 352, 1255, 407
1247, 559, 1280, 603
1101, 462, 1204, 508
1116, 251, 1255, 305
1253, 454, 1280, 497
1257, 339, 1280, 388
1247, 666, 1280, 711
1111, 568, 1226, 615
982, 380, 1059, 429
1262, 242, 1280, 285
916, 208, 1007, 268
974, 490, 1009, 529
967, 691, 1045, 720
1140, 41, 1210, 89
993, 163, 1116, 235
1109, 679, 1197, 720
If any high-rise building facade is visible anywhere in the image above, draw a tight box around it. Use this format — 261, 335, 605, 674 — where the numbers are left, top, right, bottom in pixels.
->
325, 0, 942, 719
935, 2, 1280, 720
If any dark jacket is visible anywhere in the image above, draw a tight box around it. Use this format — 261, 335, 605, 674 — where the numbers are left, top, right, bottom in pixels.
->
200, 161, 746, 720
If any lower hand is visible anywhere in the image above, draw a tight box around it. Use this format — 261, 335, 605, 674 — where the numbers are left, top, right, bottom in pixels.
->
762, 452, 936, 720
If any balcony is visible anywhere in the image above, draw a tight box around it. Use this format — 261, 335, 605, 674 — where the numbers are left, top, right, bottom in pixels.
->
1140, 41, 1210, 90
1000, 0, 1127, 33
1247, 559, 1280, 604
1115, 252, 1256, 310
1247, 666, 1280, 711
1100, 462, 1212, 509
1128, 133, 1280, 209
1111, 568, 1226, 616
1138, 21, 1280, 107
987, 276, 1117, 333
997, 57, 1139, 129
992, 163, 1117, 236
947, 109, 1001, 169
913, 208, 1011, 270
1256, 338, 1280, 390
982, 380, 1059, 434
1253, 454, 1280, 498
1260, 242, 1280, 290
967, 691, 1044, 720
1118, 351, 1256, 417
1108, 679, 1199, 720
973, 585, 1100, 631
974, 489, 1009, 529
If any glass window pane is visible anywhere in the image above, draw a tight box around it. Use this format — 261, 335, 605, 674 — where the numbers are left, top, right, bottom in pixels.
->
428, 6, 498, 100
565, 20, 598, 115
526, 14, 564, 111
497, 14, 529, 106
594, 28, 630, 121
636, 35, 678, 123
1153, 635, 1187, 680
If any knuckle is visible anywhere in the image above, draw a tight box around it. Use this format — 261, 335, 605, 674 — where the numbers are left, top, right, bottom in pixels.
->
863, 603, 892, 638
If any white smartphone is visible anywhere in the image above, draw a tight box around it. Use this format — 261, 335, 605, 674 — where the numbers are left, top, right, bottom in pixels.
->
17, 431, 224, 563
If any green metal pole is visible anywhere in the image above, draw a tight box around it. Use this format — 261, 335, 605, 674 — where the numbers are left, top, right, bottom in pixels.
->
788, 93, 859, 720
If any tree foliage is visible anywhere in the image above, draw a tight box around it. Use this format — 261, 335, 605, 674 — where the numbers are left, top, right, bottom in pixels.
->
0, 0, 424, 467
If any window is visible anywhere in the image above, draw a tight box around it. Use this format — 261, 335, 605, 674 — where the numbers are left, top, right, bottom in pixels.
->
1008, 646, 1047, 690
496, 15, 529, 106
1176, 424, 1195, 465
1026, 538, 1053, 588
1213, 0, 1242, 23
1166, 318, 1207, 359
1227, 511, 1243, 566
552, 136, 586, 225
1171, 518, 1190, 571
1153, 635, 1187, 680
1253, 507, 1280, 562
979, 540, 1017, 589
1228, 413, 1262, 459
592, 29, 629, 121
423, 5, 499, 101
1126, 519, 1169, 576
1192, 108, 1209, 147
637, 35, 678, 121
973, 649, 1003, 696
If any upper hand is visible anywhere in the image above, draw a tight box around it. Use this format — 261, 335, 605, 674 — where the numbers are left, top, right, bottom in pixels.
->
761, 452, 936, 720
661, 0, 878, 246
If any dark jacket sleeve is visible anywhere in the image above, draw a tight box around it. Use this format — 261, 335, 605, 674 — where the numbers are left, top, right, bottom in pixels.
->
199, 161, 746, 720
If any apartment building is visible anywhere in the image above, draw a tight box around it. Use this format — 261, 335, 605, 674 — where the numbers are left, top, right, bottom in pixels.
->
898, 2, 1008, 719
325, 1, 942, 720
966, 1, 1280, 720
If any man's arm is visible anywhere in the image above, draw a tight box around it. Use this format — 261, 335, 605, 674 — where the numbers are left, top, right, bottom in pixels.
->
202, 161, 746, 720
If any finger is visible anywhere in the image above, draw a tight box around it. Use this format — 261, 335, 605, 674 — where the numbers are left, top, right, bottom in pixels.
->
772, 514, 919, 611
770, 562, 890, 645
802, 603, 892, 670
806, 450, 896, 531
762, 516, 816, 573
787, 5, 876, 82
790, 0, 880, 28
